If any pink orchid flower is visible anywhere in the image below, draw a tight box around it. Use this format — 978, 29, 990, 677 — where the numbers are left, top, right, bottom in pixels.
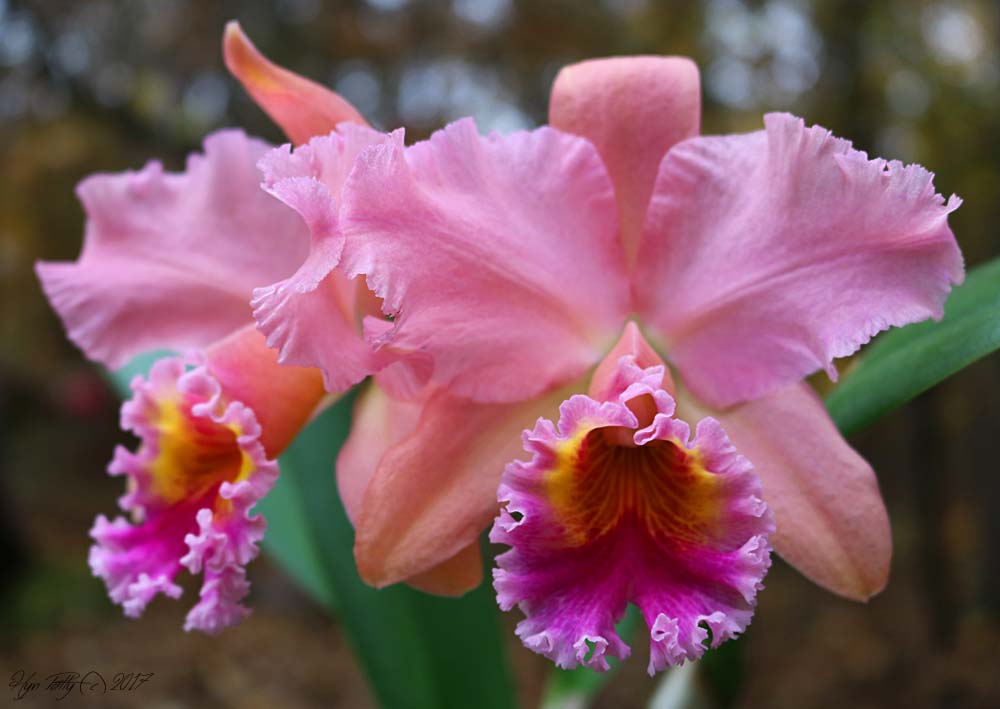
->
246, 48, 963, 672
34, 129, 335, 632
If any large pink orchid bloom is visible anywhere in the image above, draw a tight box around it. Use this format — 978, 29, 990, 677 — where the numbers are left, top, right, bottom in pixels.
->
241, 46, 963, 670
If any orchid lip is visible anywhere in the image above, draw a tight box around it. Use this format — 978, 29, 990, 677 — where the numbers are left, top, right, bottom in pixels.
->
491, 355, 774, 674
89, 354, 278, 634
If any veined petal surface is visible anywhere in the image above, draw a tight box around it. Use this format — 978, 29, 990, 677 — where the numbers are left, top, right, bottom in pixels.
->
339, 119, 631, 403
635, 113, 964, 408
36, 130, 308, 369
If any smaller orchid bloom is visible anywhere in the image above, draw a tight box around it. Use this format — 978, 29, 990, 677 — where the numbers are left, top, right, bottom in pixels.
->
253, 52, 963, 671
34, 125, 370, 631
92, 344, 280, 632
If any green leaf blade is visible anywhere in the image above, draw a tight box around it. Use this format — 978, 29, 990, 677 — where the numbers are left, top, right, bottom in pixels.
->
256, 459, 339, 611
827, 258, 1000, 435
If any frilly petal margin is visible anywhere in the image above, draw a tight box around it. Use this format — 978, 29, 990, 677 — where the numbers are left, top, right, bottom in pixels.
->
35, 129, 309, 370
89, 355, 278, 633
251, 125, 403, 393
635, 112, 964, 409
338, 118, 631, 403
491, 357, 773, 674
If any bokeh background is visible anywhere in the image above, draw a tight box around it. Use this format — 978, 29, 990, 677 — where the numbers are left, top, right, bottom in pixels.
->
2, 0, 999, 707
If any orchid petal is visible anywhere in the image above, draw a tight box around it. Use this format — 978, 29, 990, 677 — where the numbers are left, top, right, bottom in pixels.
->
635, 113, 964, 409
353, 380, 580, 588
677, 383, 891, 600
252, 125, 399, 393
405, 542, 483, 597
337, 381, 422, 525
549, 56, 700, 266
338, 381, 482, 595
36, 130, 308, 369
223, 21, 366, 144
205, 325, 325, 458
340, 119, 630, 402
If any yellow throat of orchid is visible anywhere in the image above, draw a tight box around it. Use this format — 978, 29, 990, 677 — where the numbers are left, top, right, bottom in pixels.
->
148, 395, 253, 510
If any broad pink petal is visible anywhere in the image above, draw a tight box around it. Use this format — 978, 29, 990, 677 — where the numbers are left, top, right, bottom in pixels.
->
635, 113, 964, 409
339, 119, 631, 403
492, 357, 772, 674
90, 355, 278, 633
252, 126, 399, 393
549, 57, 700, 266
353, 379, 581, 587
36, 130, 308, 369
223, 21, 366, 144
677, 383, 891, 600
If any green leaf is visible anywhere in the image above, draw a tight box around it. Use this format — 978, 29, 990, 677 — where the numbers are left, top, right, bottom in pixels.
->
540, 604, 643, 709
405, 563, 515, 709
273, 394, 515, 709
826, 258, 1000, 435
256, 458, 339, 611
273, 394, 437, 708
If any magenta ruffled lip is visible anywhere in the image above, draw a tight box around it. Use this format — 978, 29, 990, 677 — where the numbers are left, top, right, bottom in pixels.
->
89, 354, 278, 634
491, 356, 774, 674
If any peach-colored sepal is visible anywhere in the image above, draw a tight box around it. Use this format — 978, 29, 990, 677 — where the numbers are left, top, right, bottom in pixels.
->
206, 324, 326, 458
223, 21, 367, 144
406, 542, 483, 596
678, 382, 891, 601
